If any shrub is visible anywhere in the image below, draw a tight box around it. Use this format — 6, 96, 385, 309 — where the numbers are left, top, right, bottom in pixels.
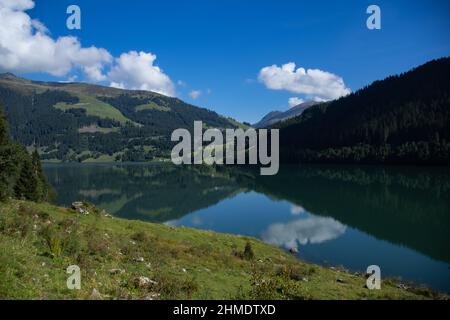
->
243, 242, 255, 261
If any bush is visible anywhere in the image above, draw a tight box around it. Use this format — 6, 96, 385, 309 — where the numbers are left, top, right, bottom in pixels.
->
243, 242, 255, 261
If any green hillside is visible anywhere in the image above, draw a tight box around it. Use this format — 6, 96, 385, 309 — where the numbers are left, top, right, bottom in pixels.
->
0, 74, 241, 162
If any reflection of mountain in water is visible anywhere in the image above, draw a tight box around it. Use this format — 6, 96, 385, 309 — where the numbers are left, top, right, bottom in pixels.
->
245, 165, 450, 263
45, 164, 244, 222
45, 163, 450, 264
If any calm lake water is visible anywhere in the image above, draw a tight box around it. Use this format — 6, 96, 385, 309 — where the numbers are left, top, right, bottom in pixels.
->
44, 163, 450, 292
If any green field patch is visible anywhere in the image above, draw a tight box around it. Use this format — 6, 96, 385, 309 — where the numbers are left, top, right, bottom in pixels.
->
54, 96, 132, 124
78, 125, 120, 134
135, 102, 170, 112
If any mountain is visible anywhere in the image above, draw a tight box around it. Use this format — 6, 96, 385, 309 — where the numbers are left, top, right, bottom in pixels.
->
276, 57, 450, 165
253, 101, 317, 128
0, 74, 243, 162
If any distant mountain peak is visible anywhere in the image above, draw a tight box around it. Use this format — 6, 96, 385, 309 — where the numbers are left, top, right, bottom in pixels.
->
253, 101, 318, 128
0, 72, 19, 79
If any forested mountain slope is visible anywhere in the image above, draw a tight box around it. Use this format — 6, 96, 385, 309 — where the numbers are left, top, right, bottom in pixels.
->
276, 58, 450, 165
0, 74, 241, 162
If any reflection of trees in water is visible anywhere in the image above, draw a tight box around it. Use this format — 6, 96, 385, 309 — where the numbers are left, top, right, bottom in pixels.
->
45, 164, 244, 222
45, 163, 450, 263
247, 165, 450, 263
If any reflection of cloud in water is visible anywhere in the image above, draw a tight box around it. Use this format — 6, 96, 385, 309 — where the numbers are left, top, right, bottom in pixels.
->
164, 220, 177, 226
290, 205, 306, 216
262, 216, 346, 250
191, 216, 203, 226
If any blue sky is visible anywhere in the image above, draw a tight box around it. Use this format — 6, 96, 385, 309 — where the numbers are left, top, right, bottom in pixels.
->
4, 0, 450, 123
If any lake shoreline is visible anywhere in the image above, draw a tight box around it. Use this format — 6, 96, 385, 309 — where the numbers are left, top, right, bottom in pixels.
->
0, 199, 445, 300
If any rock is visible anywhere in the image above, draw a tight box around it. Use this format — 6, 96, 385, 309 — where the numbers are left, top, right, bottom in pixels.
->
396, 283, 408, 290
134, 257, 145, 263
143, 293, 160, 300
302, 277, 309, 282
109, 268, 125, 275
289, 247, 298, 254
137, 276, 151, 288
71, 201, 84, 210
135, 276, 158, 289
71, 201, 90, 215
336, 278, 346, 284
182, 268, 187, 273
91, 288, 101, 299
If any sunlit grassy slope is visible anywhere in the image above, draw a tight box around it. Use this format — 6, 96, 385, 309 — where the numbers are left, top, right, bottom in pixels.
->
54, 96, 131, 124
0, 200, 444, 300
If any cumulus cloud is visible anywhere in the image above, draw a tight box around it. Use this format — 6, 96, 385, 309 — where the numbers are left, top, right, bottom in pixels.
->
258, 62, 351, 101
108, 51, 175, 96
290, 205, 306, 216
262, 216, 346, 250
189, 90, 202, 100
288, 97, 305, 108
0, 0, 34, 11
0, 0, 111, 80
0, 0, 175, 96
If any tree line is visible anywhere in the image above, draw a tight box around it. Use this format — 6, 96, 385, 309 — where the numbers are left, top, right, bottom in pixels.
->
0, 101, 52, 202
276, 57, 450, 165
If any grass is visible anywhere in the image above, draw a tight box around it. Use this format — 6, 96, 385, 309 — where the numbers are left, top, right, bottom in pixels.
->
226, 117, 251, 129
54, 96, 132, 124
135, 102, 170, 112
82, 154, 116, 163
78, 125, 120, 134
0, 200, 446, 300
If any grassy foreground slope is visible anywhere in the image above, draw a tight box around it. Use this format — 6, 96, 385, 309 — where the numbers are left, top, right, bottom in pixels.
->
0, 200, 442, 300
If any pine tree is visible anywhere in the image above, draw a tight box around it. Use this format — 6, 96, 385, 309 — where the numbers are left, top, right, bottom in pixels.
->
0, 102, 13, 200
0, 101, 8, 146
1, 102, 52, 202
31, 148, 53, 201
14, 156, 39, 201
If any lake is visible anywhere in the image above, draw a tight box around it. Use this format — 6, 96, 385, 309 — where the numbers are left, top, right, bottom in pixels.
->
44, 163, 450, 292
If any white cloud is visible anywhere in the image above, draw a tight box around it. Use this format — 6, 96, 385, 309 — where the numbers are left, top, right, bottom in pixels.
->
288, 97, 305, 108
108, 51, 175, 96
189, 90, 202, 100
258, 62, 351, 101
262, 216, 346, 250
0, 0, 175, 96
0, 0, 112, 80
290, 205, 306, 215
0, 0, 34, 11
